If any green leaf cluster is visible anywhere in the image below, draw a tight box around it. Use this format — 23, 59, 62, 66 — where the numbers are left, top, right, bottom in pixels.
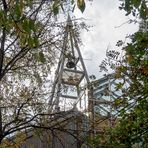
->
119, 0, 148, 19
33, 51, 46, 63
52, 0, 60, 15
77, 0, 86, 13
51, 0, 87, 15
96, 1, 148, 147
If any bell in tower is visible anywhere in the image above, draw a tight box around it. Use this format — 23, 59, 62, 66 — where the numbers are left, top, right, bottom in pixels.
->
66, 53, 76, 69
66, 58, 76, 69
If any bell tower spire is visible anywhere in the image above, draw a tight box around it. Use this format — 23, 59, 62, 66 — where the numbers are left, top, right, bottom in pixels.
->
49, 16, 89, 112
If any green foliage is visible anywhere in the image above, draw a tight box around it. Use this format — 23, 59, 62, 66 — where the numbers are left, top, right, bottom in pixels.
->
0, 0, 65, 145
96, 0, 148, 147
0, 0, 87, 146
52, 0, 59, 15
106, 30, 148, 147
38, 51, 46, 63
51, 0, 88, 15
77, 0, 86, 13
119, 0, 148, 19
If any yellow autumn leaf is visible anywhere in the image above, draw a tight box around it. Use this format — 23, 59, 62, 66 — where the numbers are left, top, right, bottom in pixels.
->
143, 68, 148, 75
127, 55, 134, 63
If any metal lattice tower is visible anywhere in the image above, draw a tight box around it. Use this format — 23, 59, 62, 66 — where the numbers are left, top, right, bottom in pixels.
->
49, 16, 89, 112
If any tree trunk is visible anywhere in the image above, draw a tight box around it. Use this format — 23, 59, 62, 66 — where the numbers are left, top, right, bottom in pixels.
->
0, 109, 2, 145
0, 135, 3, 145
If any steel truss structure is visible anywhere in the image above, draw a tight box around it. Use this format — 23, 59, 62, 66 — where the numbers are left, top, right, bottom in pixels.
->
49, 16, 89, 112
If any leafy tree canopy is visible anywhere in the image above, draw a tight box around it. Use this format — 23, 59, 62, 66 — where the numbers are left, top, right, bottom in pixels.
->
0, 0, 88, 145
91, 0, 148, 147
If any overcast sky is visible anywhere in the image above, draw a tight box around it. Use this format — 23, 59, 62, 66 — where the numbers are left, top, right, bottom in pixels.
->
74, 0, 139, 78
